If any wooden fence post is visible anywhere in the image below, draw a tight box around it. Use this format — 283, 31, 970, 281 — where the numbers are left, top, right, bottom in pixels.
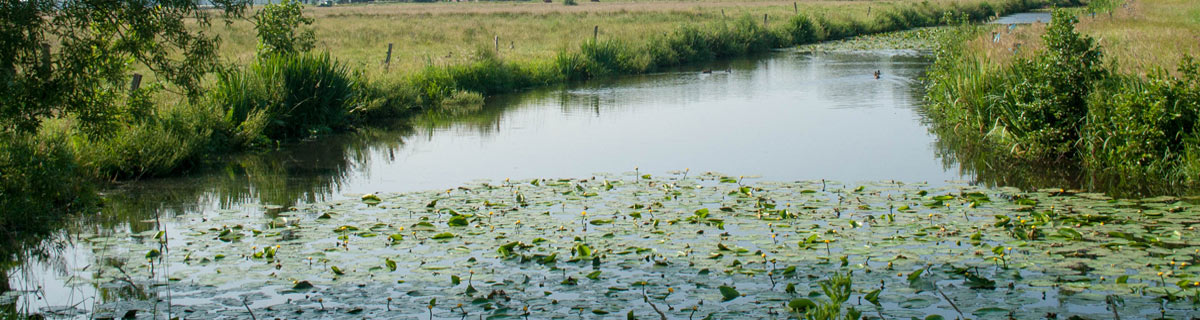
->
384, 43, 393, 69
794, 2, 798, 15
495, 36, 500, 53
130, 73, 142, 93
40, 44, 50, 73
764, 14, 768, 26
593, 25, 598, 42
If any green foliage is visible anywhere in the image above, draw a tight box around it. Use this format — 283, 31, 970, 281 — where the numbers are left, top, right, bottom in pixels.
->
0, 130, 92, 233
784, 15, 826, 45
790, 272, 862, 320
925, 9, 1200, 193
1081, 57, 1200, 185
254, 0, 316, 55
0, 0, 248, 134
212, 53, 360, 145
74, 103, 226, 179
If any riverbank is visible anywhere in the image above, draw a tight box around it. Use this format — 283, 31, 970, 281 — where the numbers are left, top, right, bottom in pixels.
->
922, 0, 1200, 196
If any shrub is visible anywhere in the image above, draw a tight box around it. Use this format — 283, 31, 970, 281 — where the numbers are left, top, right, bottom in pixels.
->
0, 130, 91, 233
784, 14, 825, 44
983, 10, 1105, 156
1082, 57, 1200, 183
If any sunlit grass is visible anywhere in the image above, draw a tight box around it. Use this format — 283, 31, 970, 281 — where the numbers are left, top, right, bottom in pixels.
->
967, 0, 1200, 75
208, 0, 1013, 80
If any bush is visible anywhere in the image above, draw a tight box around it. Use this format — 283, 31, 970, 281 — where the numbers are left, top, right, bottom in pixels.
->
211, 52, 361, 146
0, 130, 91, 234
1082, 57, 1200, 183
983, 10, 1105, 156
784, 14, 826, 44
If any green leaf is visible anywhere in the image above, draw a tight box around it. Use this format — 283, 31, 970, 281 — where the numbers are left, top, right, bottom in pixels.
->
864, 289, 881, 306
448, 215, 469, 227
907, 268, 924, 283
586, 271, 602, 280
451, 275, 461, 285
385, 258, 397, 271
145, 249, 161, 259
292, 280, 314, 290
432, 232, 455, 239
574, 243, 593, 257
718, 286, 740, 301
787, 298, 815, 311
331, 266, 345, 275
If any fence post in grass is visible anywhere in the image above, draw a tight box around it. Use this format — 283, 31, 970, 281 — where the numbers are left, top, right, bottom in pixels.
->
794, 2, 798, 15
384, 43, 393, 69
721, 9, 725, 19
868, 6, 871, 16
593, 25, 598, 42
764, 14, 768, 27
130, 73, 142, 93
495, 36, 500, 54
40, 43, 50, 74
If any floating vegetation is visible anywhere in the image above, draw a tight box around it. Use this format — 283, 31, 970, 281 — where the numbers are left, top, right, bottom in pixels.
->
797, 27, 953, 53
80, 173, 1199, 318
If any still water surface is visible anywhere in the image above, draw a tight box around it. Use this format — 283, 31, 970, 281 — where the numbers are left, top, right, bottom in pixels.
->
8, 48, 972, 316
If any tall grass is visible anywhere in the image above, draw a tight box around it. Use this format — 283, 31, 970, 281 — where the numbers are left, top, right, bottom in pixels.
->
211, 52, 361, 146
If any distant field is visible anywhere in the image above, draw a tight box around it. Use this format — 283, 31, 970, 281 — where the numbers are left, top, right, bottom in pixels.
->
966, 0, 1200, 74
210, 0, 1006, 78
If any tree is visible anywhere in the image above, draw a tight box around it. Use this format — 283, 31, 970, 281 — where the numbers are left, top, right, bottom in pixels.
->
0, 0, 250, 135
254, 0, 315, 55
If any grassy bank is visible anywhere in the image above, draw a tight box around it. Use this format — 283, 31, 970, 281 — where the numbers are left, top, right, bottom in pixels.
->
923, 0, 1200, 195
1, 0, 1049, 235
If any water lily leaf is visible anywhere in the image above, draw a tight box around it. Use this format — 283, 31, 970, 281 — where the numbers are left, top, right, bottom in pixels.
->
292, 280, 313, 290
448, 215, 469, 227
586, 271, 601, 280
787, 298, 815, 311
574, 243, 593, 257
432, 232, 456, 239
331, 266, 345, 275
146, 249, 161, 259
385, 258, 397, 271
864, 289, 881, 306
719, 286, 740, 301
972, 307, 1009, 317
361, 193, 381, 203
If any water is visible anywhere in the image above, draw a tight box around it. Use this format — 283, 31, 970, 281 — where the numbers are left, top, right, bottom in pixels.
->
989, 11, 1051, 24
7, 48, 966, 316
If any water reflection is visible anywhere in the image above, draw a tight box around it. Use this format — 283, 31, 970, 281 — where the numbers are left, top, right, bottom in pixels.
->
8, 49, 966, 315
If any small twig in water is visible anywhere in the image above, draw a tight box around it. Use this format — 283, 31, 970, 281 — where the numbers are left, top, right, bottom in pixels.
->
242, 297, 257, 320
935, 287, 964, 319
642, 291, 667, 320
